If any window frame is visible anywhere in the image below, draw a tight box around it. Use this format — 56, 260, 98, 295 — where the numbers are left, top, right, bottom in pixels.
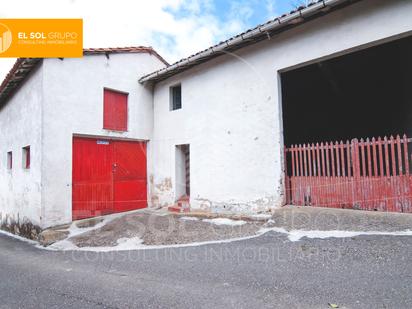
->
170, 84, 182, 111
22, 146, 30, 169
7, 151, 12, 170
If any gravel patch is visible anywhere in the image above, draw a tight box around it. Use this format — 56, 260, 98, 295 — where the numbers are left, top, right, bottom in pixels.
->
57, 206, 412, 249
69, 212, 264, 248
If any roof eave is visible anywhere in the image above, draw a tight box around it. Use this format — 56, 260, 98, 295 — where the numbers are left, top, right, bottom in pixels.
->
83, 47, 169, 66
0, 46, 168, 106
139, 0, 359, 84
0, 58, 42, 106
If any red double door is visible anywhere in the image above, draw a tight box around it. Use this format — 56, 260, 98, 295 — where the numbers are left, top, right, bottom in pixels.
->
72, 137, 147, 220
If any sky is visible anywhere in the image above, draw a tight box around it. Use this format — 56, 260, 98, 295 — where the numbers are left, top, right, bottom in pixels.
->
0, 0, 308, 81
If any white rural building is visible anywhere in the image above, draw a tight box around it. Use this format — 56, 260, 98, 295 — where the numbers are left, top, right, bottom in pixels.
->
1, 0, 412, 236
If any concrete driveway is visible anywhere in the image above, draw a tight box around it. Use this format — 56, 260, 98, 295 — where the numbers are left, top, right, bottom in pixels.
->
1, 215, 412, 308
40, 206, 412, 251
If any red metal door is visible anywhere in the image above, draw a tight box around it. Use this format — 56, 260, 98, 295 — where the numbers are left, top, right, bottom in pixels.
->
72, 137, 147, 220
72, 138, 114, 220
113, 141, 147, 212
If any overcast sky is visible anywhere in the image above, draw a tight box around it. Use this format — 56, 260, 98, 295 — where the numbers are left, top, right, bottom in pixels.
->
0, 0, 304, 81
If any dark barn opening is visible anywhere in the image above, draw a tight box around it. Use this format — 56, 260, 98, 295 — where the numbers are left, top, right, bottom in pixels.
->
281, 35, 412, 146
282, 35, 412, 213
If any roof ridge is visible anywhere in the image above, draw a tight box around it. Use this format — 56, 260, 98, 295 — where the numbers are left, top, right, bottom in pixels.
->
83, 46, 153, 52
83, 46, 169, 65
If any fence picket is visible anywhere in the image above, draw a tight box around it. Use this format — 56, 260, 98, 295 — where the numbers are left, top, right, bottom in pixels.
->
365, 138, 372, 210
321, 142, 325, 178
299, 144, 303, 178
294, 145, 299, 177
340, 141, 346, 177
403, 135, 410, 176
335, 142, 340, 177
325, 142, 330, 177
377, 137, 384, 211
384, 136, 390, 177
320, 143, 326, 207
346, 140, 351, 177
340, 141, 347, 208
366, 138, 372, 177
384, 136, 391, 210
378, 137, 384, 177
396, 135, 404, 212
316, 143, 321, 177
353, 139, 361, 208
403, 134, 410, 212
331, 142, 336, 177
396, 135, 403, 175
315, 143, 321, 206
360, 139, 366, 177
302, 145, 307, 177
334, 141, 341, 207
372, 137, 378, 177
370, 139, 377, 210
391, 136, 399, 211
308, 144, 312, 177
390, 136, 396, 177
312, 144, 316, 177
327, 142, 334, 206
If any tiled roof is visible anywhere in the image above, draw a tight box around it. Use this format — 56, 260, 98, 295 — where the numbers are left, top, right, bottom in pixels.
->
139, 0, 361, 83
0, 58, 42, 105
0, 46, 168, 105
83, 46, 169, 65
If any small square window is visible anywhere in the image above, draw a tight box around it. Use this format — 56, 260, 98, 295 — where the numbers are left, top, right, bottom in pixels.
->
7, 151, 12, 170
22, 146, 30, 169
170, 84, 182, 111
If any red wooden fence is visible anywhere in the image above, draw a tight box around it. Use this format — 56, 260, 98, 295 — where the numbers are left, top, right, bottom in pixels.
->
284, 135, 412, 213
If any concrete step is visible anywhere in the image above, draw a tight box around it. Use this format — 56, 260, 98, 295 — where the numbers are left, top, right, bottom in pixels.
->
168, 205, 181, 213
168, 196, 191, 213
168, 204, 189, 213
168, 200, 190, 213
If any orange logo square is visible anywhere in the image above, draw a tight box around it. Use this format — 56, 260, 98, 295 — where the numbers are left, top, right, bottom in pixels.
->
0, 19, 83, 57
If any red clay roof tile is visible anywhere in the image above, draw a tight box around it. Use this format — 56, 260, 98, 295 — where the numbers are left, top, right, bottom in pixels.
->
0, 47, 168, 105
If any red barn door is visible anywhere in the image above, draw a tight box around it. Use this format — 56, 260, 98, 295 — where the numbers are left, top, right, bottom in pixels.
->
113, 141, 147, 213
72, 137, 147, 220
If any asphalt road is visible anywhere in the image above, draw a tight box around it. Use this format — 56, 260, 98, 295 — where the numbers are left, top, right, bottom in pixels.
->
0, 231, 411, 309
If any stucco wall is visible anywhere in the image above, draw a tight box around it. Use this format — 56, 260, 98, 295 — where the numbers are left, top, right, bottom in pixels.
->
0, 64, 43, 230
41, 53, 165, 227
151, 0, 412, 213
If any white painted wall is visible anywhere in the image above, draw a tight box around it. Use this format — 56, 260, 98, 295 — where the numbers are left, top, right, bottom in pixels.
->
40, 53, 165, 227
0, 64, 43, 228
151, 0, 412, 213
